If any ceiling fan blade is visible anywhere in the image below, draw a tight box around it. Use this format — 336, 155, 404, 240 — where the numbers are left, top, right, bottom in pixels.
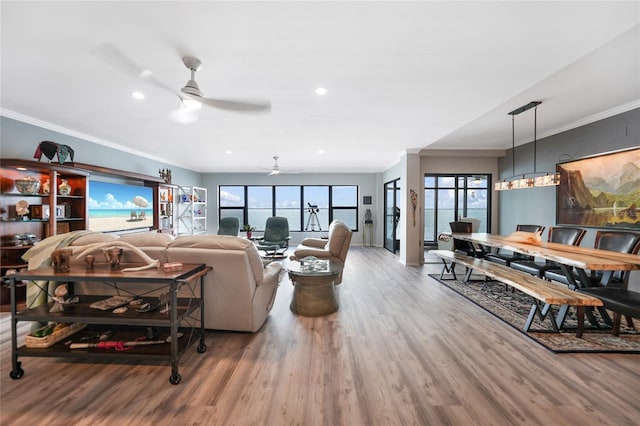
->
93, 44, 175, 95
199, 97, 271, 113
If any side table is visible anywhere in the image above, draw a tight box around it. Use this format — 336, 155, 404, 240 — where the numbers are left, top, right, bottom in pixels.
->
285, 258, 344, 317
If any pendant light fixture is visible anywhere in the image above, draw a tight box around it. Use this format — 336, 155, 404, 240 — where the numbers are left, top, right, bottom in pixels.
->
494, 101, 560, 191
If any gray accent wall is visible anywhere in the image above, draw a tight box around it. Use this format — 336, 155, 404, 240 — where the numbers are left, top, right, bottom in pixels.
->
496, 108, 639, 247
0, 116, 201, 186
496, 108, 640, 290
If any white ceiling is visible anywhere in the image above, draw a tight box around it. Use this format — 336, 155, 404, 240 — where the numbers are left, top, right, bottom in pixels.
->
1, 1, 639, 174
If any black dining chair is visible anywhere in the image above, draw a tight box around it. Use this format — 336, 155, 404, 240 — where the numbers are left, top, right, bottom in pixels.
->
440, 221, 486, 280
449, 221, 485, 258
510, 227, 587, 277
544, 230, 640, 330
485, 224, 545, 266
544, 230, 640, 288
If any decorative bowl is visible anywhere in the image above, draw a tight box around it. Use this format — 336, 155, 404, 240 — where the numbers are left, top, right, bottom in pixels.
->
14, 177, 41, 194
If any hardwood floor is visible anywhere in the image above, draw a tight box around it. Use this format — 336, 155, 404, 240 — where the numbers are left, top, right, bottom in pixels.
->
1, 247, 639, 425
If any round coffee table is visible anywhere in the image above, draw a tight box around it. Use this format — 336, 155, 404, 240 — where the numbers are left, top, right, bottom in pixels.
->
285, 258, 344, 317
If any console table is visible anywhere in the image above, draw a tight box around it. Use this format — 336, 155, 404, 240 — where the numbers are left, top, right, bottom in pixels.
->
8, 263, 211, 385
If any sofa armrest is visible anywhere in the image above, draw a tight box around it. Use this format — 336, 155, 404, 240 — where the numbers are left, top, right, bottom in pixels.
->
300, 238, 326, 249
261, 262, 282, 285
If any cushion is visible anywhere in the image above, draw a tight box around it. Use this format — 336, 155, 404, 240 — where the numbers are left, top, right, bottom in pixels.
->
70, 232, 116, 246
169, 235, 265, 285
327, 221, 349, 255
169, 235, 252, 250
118, 231, 174, 247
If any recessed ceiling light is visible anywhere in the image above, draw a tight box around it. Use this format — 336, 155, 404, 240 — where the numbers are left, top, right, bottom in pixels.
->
131, 91, 145, 100
315, 87, 327, 96
317, 149, 324, 154
225, 150, 233, 154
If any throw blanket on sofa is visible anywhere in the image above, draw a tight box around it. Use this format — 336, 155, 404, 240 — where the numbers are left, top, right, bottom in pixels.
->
22, 230, 94, 312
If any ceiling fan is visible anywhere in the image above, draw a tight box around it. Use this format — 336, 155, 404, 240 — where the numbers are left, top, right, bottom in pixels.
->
94, 45, 271, 117
178, 56, 271, 113
258, 156, 301, 176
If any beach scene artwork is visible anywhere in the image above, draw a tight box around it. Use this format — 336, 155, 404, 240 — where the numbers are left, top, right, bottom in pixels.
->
88, 181, 153, 233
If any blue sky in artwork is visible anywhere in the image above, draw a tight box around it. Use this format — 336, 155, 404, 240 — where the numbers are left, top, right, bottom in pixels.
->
89, 181, 153, 210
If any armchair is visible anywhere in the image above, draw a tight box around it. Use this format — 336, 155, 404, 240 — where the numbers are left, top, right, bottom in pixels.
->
291, 220, 353, 284
256, 216, 291, 257
217, 217, 240, 236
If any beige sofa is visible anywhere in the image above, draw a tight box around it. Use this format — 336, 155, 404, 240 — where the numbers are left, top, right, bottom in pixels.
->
290, 220, 353, 284
66, 231, 281, 332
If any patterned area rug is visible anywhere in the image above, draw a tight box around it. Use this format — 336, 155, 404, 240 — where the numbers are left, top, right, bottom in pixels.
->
430, 274, 640, 353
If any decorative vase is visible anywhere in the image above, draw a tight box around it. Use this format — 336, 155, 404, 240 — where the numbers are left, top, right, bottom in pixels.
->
58, 179, 71, 195
246, 231, 252, 239
42, 178, 50, 194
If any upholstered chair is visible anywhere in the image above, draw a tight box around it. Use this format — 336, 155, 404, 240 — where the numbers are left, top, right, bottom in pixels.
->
484, 224, 545, 266
256, 216, 291, 256
291, 220, 353, 284
510, 227, 586, 277
217, 217, 240, 236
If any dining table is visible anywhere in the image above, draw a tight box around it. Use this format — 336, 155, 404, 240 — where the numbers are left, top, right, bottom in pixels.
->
451, 232, 640, 329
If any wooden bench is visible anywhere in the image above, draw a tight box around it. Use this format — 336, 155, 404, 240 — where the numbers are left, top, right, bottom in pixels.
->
430, 250, 603, 337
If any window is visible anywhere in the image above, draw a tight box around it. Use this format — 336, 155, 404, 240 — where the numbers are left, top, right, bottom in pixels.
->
424, 174, 490, 245
331, 186, 358, 229
247, 187, 272, 230
219, 185, 358, 231
276, 186, 301, 230
218, 186, 244, 225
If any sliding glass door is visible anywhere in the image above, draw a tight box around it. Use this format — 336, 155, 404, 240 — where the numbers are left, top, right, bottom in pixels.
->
424, 174, 490, 247
384, 179, 401, 253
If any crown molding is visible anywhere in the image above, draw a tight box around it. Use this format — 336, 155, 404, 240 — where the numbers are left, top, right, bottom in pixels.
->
1, 108, 183, 169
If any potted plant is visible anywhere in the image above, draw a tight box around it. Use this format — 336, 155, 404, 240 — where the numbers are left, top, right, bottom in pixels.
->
243, 224, 255, 239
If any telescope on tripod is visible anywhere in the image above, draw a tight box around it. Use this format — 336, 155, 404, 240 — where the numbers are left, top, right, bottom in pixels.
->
305, 203, 321, 231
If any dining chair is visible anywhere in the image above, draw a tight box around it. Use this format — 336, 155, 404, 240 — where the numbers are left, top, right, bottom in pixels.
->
485, 224, 545, 266
544, 230, 640, 287
544, 230, 640, 330
449, 221, 485, 258
510, 226, 587, 277
440, 221, 486, 280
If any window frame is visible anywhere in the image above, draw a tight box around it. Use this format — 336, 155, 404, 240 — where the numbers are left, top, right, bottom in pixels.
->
423, 174, 491, 246
219, 185, 359, 231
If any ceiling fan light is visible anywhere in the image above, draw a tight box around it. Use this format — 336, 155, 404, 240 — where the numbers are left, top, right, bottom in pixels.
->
182, 97, 202, 110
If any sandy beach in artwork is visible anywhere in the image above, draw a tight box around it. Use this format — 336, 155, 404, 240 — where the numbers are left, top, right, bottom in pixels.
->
87, 215, 152, 233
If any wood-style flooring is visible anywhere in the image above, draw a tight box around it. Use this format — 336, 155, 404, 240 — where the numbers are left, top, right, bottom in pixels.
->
1, 247, 639, 425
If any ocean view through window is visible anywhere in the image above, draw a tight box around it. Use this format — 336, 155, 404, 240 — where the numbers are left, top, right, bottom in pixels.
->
424, 174, 491, 245
219, 185, 358, 231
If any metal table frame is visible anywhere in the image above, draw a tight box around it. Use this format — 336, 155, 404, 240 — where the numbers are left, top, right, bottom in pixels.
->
8, 263, 211, 385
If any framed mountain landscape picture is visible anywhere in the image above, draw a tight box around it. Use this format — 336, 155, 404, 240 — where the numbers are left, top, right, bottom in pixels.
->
557, 147, 640, 230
